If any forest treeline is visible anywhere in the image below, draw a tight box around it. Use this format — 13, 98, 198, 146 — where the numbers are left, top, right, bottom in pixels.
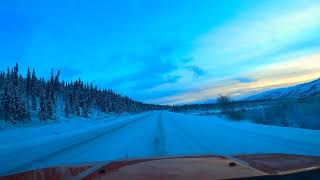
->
2, 63, 319, 130
0, 63, 167, 123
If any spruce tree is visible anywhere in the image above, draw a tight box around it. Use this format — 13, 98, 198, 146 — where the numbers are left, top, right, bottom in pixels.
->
1, 85, 10, 122
45, 84, 53, 119
0, 63, 161, 123
64, 101, 70, 118
9, 63, 21, 123
31, 95, 37, 111
26, 67, 31, 97
39, 91, 46, 121
81, 96, 90, 118
31, 68, 37, 111
22, 98, 31, 121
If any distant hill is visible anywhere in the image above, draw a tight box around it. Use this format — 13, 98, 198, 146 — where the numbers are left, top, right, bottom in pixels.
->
248, 78, 320, 100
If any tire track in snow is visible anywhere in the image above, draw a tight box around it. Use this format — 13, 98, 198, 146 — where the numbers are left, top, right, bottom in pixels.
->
165, 117, 213, 154
152, 112, 167, 156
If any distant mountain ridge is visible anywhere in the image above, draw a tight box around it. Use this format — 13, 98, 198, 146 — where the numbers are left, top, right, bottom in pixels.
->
248, 78, 320, 100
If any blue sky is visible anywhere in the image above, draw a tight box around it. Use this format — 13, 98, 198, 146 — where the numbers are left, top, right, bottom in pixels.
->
1, 0, 320, 104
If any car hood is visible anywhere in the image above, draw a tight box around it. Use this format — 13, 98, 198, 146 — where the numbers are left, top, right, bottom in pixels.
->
2, 154, 320, 180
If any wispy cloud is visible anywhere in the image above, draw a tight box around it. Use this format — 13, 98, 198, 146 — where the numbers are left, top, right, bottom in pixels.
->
235, 77, 256, 83
190, 3, 320, 70
153, 2, 320, 104
154, 52, 320, 104
186, 65, 206, 77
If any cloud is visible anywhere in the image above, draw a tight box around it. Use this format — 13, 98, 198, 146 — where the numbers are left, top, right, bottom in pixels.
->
153, 52, 320, 104
150, 2, 320, 104
190, 3, 320, 72
235, 77, 256, 83
99, 42, 186, 100
186, 65, 206, 77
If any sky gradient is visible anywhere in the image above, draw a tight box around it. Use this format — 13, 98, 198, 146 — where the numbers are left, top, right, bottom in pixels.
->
1, 0, 320, 104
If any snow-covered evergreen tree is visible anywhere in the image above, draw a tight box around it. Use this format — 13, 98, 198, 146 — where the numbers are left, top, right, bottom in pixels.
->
26, 67, 31, 97
1, 85, 10, 122
31, 68, 37, 111
64, 101, 70, 118
0, 63, 165, 123
38, 90, 47, 121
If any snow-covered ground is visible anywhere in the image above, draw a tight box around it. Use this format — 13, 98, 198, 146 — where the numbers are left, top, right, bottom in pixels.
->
1, 111, 320, 175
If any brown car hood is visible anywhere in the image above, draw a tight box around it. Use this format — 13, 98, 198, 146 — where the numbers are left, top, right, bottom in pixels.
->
2, 154, 320, 180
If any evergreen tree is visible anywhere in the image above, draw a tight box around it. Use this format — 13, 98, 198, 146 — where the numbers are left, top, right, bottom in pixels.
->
26, 67, 31, 97
31, 68, 37, 111
31, 95, 37, 111
38, 90, 46, 121
21, 98, 31, 121
1, 85, 10, 121
12, 63, 19, 87
0, 63, 164, 124
9, 63, 21, 123
81, 96, 90, 118
45, 84, 53, 119
64, 101, 70, 118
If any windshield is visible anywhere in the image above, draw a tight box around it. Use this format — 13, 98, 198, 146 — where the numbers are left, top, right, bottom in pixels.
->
0, 0, 320, 178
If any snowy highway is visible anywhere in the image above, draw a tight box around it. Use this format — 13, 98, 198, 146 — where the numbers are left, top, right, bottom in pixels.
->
1, 111, 320, 175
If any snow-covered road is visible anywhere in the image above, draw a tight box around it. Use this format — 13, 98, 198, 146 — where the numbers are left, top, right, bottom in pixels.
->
1, 111, 320, 175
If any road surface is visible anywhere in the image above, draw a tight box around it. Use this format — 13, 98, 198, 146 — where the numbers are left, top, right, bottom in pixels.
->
1, 111, 320, 175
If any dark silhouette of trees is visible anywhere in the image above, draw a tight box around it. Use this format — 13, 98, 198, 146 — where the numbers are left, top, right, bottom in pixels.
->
217, 95, 233, 114
0, 63, 166, 123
